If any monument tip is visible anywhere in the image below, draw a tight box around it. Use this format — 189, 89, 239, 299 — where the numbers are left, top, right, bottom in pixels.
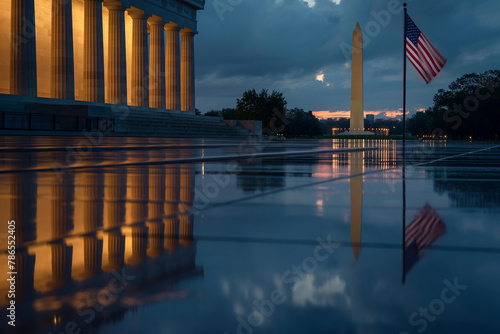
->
354, 22, 361, 32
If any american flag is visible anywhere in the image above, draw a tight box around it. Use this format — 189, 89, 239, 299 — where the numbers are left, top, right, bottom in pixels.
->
406, 14, 447, 83
404, 203, 446, 275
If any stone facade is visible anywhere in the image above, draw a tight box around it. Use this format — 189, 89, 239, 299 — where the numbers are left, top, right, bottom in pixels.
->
0, 0, 204, 112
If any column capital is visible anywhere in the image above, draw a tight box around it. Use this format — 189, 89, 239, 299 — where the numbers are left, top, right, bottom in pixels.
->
148, 15, 164, 25
180, 27, 196, 37
127, 8, 146, 19
103, 1, 124, 11
164, 21, 180, 32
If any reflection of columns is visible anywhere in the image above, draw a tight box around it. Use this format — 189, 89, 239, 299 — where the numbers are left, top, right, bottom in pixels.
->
105, 2, 127, 104
82, 171, 104, 232
10, 0, 37, 96
165, 22, 180, 110
148, 16, 165, 109
48, 243, 73, 289
163, 217, 179, 253
164, 166, 180, 252
103, 166, 126, 272
104, 168, 126, 228
147, 220, 164, 258
129, 9, 148, 107
81, 235, 102, 279
180, 28, 195, 112
179, 164, 195, 244
15, 253, 35, 300
51, 174, 74, 239
126, 225, 147, 265
83, 0, 105, 102
349, 140, 364, 263
51, 0, 75, 99
104, 231, 125, 271
129, 167, 149, 222
149, 167, 166, 219
10, 171, 37, 244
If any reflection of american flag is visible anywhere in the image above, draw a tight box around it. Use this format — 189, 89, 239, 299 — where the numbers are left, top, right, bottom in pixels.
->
406, 14, 447, 84
404, 204, 446, 274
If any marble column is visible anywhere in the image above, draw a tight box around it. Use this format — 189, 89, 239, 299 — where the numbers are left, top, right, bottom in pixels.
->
51, 0, 75, 99
10, 0, 37, 96
83, 0, 105, 102
165, 22, 180, 110
105, 1, 127, 105
180, 28, 195, 112
148, 16, 165, 109
128, 9, 148, 107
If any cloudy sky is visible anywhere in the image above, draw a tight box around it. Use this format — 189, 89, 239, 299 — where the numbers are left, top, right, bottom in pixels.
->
194, 0, 500, 119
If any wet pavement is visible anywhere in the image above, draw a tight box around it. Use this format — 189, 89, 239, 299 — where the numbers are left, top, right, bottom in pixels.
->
0, 137, 499, 334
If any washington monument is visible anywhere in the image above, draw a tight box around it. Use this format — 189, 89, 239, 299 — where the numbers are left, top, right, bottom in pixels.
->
341, 22, 374, 136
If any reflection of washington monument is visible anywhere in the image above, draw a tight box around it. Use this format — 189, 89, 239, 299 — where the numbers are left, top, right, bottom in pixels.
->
350, 140, 364, 263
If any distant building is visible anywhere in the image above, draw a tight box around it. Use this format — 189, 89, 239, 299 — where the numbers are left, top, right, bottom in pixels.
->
366, 114, 375, 122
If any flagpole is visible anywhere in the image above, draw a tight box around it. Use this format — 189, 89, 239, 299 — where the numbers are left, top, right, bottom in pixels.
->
402, 3, 408, 284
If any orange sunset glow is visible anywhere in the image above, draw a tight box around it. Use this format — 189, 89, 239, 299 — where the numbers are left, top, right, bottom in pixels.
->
313, 109, 411, 120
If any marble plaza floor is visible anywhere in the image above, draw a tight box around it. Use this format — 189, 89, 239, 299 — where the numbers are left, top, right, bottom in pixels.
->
0, 137, 499, 334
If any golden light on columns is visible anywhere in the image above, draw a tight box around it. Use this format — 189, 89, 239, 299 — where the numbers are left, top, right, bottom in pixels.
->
10, 0, 37, 96
128, 7, 148, 107
2, 0, 203, 112
83, 0, 105, 102
50, 0, 75, 99
104, 0, 127, 104
165, 21, 180, 110
180, 27, 195, 112
148, 15, 166, 109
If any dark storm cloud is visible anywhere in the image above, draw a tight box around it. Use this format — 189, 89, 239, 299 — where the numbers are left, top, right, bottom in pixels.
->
195, 0, 500, 116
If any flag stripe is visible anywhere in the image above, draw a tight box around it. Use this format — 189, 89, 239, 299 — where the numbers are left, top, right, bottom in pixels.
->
406, 40, 432, 83
405, 204, 446, 249
421, 34, 446, 66
419, 37, 444, 73
405, 14, 446, 83
418, 43, 439, 76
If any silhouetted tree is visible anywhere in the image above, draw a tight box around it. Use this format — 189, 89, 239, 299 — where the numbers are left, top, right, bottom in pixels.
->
407, 111, 429, 136
236, 89, 287, 134
408, 69, 500, 139
283, 108, 322, 137
204, 108, 237, 119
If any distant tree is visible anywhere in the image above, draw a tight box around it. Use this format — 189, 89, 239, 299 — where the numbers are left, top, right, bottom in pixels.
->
236, 89, 287, 134
421, 69, 500, 139
204, 110, 221, 117
320, 118, 350, 135
221, 108, 237, 120
283, 108, 322, 137
204, 108, 237, 119
407, 111, 429, 137
195, 108, 201, 116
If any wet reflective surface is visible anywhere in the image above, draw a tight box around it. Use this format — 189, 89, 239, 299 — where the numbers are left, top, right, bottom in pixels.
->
1, 137, 499, 334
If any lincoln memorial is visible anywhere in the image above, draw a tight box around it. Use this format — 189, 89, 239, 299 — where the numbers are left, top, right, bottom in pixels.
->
1, 0, 204, 109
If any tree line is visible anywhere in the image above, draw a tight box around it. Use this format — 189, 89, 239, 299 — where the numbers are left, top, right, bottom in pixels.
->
204, 69, 500, 139
408, 69, 500, 139
204, 88, 322, 137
